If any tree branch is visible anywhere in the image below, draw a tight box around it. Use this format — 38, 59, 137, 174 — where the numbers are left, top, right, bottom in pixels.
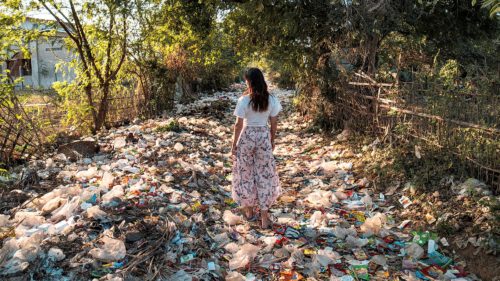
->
68, 0, 104, 84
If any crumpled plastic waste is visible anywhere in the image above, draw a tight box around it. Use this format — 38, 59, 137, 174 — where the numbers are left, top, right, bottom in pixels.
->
223, 210, 243, 226
86, 206, 108, 220
305, 190, 333, 208
229, 243, 260, 270
0, 86, 481, 280
51, 196, 80, 222
360, 212, 386, 236
89, 236, 126, 262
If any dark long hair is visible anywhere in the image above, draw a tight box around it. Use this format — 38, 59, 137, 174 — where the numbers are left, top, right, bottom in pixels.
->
244, 68, 270, 112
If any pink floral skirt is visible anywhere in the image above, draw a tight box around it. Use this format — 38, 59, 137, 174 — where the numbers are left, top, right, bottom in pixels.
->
232, 126, 281, 210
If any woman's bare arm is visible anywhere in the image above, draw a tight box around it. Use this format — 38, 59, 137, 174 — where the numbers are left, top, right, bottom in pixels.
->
270, 116, 278, 151
232, 117, 244, 155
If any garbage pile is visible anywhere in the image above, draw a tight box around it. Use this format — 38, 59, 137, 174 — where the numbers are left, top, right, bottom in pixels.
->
0, 85, 484, 280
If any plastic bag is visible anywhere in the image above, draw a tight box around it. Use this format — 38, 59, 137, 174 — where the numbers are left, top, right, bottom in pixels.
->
75, 167, 98, 179
89, 236, 126, 262
224, 242, 240, 254
370, 255, 387, 267
51, 196, 80, 222
346, 235, 369, 248
305, 190, 332, 208
100, 172, 115, 189
0, 215, 9, 227
41, 197, 68, 215
48, 247, 65, 262
405, 242, 424, 259
360, 212, 386, 236
223, 210, 242, 226
309, 211, 324, 227
225, 271, 246, 281
102, 185, 125, 203
86, 206, 108, 221
228, 243, 260, 270
318, 161, 338, 177
361, 194, 373, 210
314, 247, 341, 267
332, 226, 356, 239
14, 212, 46, 227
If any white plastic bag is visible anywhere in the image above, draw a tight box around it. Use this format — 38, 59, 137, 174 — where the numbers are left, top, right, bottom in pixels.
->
360, 212, 386, 236
223, 210, 242, 226
228, 243, 260, 270
41, 197, 67, 214
225, 271, 246, 281
89, 236, 126, 262
86, 206, 108, 221
51, 196, 80, 222
102, 185, 125, 203
305, 190, 332, 208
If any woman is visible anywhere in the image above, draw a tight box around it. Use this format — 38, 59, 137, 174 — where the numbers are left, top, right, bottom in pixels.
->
231, 68, 282, 229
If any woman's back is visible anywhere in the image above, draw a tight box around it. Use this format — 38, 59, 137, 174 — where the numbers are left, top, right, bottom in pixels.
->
234, 94, 282, 126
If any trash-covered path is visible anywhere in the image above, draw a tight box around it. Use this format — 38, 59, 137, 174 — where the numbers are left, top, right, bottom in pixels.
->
0, 85, 480, 280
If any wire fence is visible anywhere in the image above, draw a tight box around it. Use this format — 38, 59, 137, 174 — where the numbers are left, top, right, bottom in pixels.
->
0, 87, 141, 165
342, 75, 500, 192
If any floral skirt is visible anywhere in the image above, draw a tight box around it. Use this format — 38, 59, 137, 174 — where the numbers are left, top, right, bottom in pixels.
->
232, 126, 281, 210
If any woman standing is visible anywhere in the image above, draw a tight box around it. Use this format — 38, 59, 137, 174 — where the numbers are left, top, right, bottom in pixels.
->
231, 68, 282, 229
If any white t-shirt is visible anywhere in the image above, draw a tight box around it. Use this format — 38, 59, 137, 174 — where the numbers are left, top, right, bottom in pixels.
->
234, 94, 282, 126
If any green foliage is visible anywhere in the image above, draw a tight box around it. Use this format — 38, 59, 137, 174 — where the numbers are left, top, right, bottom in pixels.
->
473, 0, 500, 18
154, 119, 182, 133
438, 60, 461, 88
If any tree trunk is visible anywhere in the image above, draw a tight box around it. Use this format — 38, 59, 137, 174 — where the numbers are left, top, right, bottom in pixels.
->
363, 34, 380, 75
94, 83, 110, 132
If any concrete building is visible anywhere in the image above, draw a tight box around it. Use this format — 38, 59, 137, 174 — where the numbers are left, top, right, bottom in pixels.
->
1, 17, 76, 90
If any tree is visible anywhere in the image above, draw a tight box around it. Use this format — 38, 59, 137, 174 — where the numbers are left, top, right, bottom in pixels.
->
34, 0, 130, 133
1, 0, 46, 164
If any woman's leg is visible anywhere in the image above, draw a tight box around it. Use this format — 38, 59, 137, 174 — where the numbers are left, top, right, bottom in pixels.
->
260, 209, 270, 229
242, 206, 254, 219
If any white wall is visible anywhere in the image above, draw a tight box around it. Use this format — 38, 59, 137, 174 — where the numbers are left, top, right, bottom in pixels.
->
12, 19, 76, 90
